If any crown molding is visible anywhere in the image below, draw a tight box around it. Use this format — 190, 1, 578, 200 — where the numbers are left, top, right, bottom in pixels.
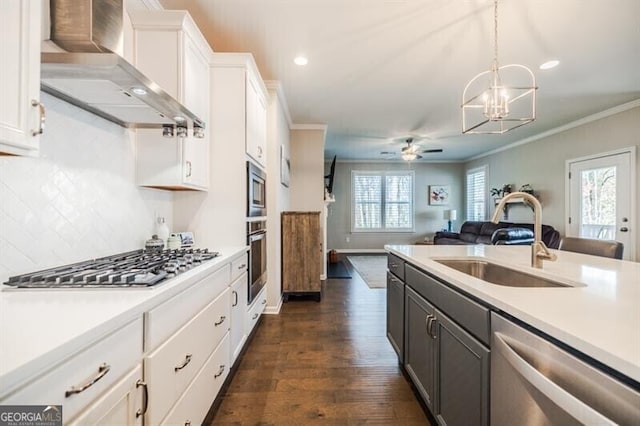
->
290, 124, 328, 140
290, 124, 328, 131
466, 99, 640, 162
139, 0, 163, 11
330, 158, 461, 164
264, 81, 293, 127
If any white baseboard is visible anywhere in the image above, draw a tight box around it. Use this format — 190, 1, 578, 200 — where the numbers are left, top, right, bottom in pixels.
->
333, 248, 387, 254
264, 296, 282, 315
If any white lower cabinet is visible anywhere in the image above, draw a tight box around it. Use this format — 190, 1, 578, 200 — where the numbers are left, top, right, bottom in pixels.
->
162, 334, 230, 426
230, 271, 248, 364
145, 265, 231, 352
69, 364, 144, 426
2, 317, 143, 421
144, 287, 230, 425
246, 285, 267, 335
0, 254, 255, 425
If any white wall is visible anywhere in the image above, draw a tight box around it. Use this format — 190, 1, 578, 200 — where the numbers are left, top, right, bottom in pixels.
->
0, 93, 173, 284
289, 127, 327, 273
465, 105, 640, 260
265, 83, 291, 310
173, 65, 247, 250
289, 128, 326, 212
326, 161, 464, 250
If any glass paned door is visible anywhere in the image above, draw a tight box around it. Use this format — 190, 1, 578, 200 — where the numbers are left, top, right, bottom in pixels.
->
568, 151, 634, 260
578, 166, 616, 239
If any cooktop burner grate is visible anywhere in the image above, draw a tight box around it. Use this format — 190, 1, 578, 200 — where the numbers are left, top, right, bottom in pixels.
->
4, 248, 219, 289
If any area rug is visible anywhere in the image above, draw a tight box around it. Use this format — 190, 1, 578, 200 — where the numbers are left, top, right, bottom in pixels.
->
327, 261, 351, 279
346, 256, 387, 289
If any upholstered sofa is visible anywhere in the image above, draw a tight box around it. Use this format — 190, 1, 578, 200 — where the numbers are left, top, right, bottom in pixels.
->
434, 221, 561, 249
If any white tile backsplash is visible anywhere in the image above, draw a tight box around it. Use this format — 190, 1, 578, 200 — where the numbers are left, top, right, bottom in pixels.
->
0, 92, 173, 283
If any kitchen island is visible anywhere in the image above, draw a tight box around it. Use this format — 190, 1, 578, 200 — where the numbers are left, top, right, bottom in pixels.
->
386, 244, 640, 425
386, 244, 640, 382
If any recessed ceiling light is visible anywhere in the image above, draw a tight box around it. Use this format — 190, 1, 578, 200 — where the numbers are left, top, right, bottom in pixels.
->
173, 116, 185, 122
539, 60, 560, 70
130, 87, 147, 96
294, 56, 308, 66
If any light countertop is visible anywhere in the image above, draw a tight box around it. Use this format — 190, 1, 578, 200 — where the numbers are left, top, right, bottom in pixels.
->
385, 244, 640, 383
0, 247, 247, 399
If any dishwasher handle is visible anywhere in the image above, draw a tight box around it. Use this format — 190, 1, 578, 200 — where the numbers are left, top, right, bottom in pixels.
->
493, 331, 616, 425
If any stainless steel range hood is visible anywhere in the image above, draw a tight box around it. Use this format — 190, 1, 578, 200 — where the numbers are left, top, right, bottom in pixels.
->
41, 0, 205, 133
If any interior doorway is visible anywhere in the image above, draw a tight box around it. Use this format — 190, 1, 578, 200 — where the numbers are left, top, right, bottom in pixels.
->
566, 148, 636, 260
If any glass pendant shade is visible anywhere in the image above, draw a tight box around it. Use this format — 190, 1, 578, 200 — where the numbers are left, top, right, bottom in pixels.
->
462, 0, 537, 134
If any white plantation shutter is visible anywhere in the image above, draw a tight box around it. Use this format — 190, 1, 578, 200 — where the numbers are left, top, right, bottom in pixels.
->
354, 174, 382, 228
352, 171, 414, 231
466, 166, 487, 221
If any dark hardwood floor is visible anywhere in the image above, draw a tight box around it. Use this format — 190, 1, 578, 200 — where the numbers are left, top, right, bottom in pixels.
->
208, 261, 433, 425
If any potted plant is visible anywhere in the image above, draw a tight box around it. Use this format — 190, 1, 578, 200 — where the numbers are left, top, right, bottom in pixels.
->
519, 184, 535, 196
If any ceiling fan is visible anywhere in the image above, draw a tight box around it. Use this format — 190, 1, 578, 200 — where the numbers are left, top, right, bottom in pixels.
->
380, 137, 443, 160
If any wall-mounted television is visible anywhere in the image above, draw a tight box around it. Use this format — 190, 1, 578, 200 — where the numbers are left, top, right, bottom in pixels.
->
325, 155, 336, 195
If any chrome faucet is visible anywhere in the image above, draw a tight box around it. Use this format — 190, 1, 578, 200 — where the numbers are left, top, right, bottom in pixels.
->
491, 192, 557, 269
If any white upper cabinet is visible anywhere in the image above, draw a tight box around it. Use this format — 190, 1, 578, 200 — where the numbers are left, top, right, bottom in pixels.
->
0, 1, 43, 156
211, 54, 268, 170
130, 10, 212, 191
246, 73, 268, 167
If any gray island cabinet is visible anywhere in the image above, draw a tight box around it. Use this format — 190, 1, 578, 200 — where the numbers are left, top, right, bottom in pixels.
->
386, 244, 640, 426
386, 254, 406, 361
398, 260, 490, 426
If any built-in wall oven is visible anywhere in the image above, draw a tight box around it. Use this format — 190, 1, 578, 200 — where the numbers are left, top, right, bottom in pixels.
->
247, 220, 267, 304
247, 160, 267, 304
247, 161, 266, 217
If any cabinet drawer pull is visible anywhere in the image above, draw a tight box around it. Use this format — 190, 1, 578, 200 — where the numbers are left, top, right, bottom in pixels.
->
252, 313, 259, 320
232, 290, 238, 307
65, 363, 110, 397
174, 354, 192, 372
214, 316, 226, 326
135, 380, 148, 418
390, 262, 398, 268
185, 421, 191, 426
185, 161, 192, 178
261, 299, 266, 305
214, 365, 225, 379
430, 318, 438, 339
238, 263, 246, 270
31, 100, 45, 136
257, 146, 263, 157
425, 315, 433, 333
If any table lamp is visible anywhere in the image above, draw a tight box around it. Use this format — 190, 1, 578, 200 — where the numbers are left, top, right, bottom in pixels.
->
446, 209, 457, 232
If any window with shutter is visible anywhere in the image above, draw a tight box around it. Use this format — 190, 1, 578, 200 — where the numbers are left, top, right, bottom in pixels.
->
352, 171, 414, 232
466, 166, 487, 221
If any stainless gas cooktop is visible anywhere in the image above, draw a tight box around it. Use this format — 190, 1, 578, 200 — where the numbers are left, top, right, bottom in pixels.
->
3, 249, 219, 289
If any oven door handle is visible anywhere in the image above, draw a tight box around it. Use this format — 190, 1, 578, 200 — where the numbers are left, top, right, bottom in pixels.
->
249, 231, 266, 243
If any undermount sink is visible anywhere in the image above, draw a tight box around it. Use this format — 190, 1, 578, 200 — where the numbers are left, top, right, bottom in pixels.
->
434, 259, 582, 288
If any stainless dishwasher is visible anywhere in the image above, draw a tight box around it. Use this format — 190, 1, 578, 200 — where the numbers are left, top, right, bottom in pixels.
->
491, 313, 640, 425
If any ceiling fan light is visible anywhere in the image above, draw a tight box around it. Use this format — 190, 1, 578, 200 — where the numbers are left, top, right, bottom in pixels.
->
402, 152, 417, 161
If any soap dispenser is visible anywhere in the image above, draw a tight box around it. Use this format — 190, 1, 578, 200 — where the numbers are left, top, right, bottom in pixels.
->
156, 217, 170, 246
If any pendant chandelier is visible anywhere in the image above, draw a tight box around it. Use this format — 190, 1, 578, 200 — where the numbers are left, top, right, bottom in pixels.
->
462, 0, 537, 134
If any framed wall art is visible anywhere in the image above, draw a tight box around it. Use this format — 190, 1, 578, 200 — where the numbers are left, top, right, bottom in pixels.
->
280, 145, 290, 187
429, 185, 450, 205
